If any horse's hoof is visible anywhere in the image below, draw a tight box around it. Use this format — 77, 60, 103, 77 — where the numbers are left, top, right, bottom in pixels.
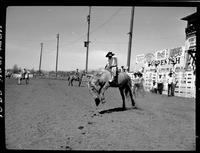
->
132, 106, 137, 109
122, 107, 126, 110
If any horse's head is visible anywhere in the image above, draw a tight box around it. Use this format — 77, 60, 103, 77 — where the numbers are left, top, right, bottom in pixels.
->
88, 76, 102, 106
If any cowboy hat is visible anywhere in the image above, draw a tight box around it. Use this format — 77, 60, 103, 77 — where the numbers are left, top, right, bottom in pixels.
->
106, 52, 115, 57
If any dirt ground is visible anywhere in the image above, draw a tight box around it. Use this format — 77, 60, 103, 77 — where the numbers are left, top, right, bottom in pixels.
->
5, 77, 196, 150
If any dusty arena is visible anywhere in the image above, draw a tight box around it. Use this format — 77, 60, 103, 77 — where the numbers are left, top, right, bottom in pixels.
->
5, 77, 196, 150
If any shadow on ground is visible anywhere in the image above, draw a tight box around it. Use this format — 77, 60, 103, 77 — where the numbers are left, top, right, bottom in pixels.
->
99, 106, 140, 114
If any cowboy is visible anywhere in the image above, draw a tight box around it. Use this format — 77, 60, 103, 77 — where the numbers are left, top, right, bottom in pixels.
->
74, 68, 79, 80
105, 51, 118, 83
75, 68, 79, 75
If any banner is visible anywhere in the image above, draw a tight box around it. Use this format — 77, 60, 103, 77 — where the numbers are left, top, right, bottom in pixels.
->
155, 49, 167, 60
144, 53, 155, 63
169, 47, 184, 58
136, 54, 145, 64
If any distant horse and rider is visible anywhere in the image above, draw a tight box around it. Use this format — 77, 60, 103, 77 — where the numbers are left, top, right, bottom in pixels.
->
17, 68, 30, 85
5, 71, 12, 79
68, 69, 85, 87
88, 52, 137, 111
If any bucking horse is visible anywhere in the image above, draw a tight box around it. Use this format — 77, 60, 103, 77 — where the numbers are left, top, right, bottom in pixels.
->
88, 69, 137, 110
68, 72, 84, 87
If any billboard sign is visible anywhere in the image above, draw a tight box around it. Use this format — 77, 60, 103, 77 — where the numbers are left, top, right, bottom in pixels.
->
169, 47, 184, 58
136, 54, 145, 64
155, 49, 167, 60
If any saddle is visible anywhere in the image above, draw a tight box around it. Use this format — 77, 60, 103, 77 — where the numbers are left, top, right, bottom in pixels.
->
109, 67, 119, 87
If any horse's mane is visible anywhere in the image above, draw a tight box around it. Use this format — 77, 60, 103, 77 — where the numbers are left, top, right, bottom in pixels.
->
93, 69, 109, 77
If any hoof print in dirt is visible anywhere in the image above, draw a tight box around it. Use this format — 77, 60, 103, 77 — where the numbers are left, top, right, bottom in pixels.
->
78, 126, 84, 130
88, 121, 93, 125
81, 132, 86, 135
65, 146, 72, 150
95, 98, 100, 106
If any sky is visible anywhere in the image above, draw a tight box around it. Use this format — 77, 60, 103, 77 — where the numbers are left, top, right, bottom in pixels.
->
5, 6, 196, 71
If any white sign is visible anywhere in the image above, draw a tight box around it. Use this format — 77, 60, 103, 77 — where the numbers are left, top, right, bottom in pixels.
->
185, 36, 196, 50
136, 54, 145, 64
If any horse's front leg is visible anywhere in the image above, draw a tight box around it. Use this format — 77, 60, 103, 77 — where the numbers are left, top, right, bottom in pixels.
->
78, 78, 81, 86
119, 87, 126, 109
18, 78, 21, 85
99, 82, 110, 103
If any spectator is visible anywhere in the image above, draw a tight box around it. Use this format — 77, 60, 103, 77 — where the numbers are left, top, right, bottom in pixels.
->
157, 74, 164, 94
167, 72, 173, 96
151, 80, 157, 93
138, 72, 146, 96
171, 72, 178, 96
121, 66, 126, 72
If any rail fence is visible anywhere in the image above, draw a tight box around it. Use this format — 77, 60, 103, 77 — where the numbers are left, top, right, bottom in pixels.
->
127, 71, 196, 98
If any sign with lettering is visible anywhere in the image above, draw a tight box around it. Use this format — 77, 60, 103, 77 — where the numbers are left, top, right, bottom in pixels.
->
169, 47, 184, 58
136, 54, 145, 64
155, 49, 167, 60
144, 53, 155, 63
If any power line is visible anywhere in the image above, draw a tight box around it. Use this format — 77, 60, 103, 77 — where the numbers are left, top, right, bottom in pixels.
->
90, 7, 123, 35
61, 7, 123, 47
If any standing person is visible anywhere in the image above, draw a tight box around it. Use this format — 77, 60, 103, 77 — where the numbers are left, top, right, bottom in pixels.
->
167, 72, 173, 96
157, 74, 164, 94
151, 80, 157, 93
105, 51, 118, 84
138, 72, 146, 97
121, 66, 125, 72
171, 72, 177, 96
132, 72, 139, 96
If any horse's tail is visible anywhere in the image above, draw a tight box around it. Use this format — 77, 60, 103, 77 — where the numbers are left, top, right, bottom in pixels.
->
124, 75, 132, 98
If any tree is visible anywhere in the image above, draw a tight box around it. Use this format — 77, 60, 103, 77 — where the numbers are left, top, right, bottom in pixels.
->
12, 64, 19, 73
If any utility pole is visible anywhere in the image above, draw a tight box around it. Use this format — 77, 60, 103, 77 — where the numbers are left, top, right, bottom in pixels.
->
85, 6, 91, 73
39, 43, 43, 75
55, 33, 59, 77
127, 6, 135, 72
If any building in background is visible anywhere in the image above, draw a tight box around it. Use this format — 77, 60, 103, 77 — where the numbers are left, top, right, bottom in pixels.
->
131, 12, 196, 98
181, 12, 197, 73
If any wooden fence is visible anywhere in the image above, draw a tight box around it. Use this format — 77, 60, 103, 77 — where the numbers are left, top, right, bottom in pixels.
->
127, 71, 196, 98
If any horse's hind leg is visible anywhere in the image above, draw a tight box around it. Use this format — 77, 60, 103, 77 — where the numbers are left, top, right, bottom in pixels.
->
119, 87, 126, 109
18, 78, 21, 85
127, 85, 136, 107
78, 79, 81, 87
